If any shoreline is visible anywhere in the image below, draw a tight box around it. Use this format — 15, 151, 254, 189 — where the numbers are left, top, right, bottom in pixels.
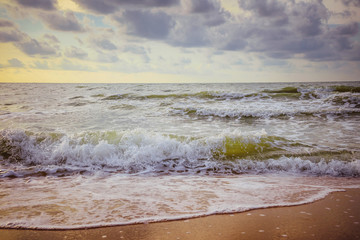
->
1, 188, 359, 240
0, 189, 341, 231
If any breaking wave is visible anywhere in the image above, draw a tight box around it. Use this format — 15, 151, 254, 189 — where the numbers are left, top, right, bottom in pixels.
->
1, 129, 359, 177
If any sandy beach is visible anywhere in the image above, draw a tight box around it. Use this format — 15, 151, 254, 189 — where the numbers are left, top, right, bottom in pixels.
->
1, 188, 359, 240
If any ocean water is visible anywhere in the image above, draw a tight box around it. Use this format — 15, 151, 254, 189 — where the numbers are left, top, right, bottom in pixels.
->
0, 82, 359, 229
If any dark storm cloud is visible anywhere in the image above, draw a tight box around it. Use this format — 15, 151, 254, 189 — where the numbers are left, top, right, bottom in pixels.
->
220, 27, 248, 51
169, 17, 210, 47
347, 44, 360, 60
4, 0, 359, 64
74, 0, 179, 14
190, 0, 229, 27
222, 39, 247, 51
238, 0, 328, 36
224, 0, 360, 62
118, 10, 174, 39
65, 46, 88, 59
325, 22, 360, 60
167, 0, 228, 47
331, 22, 359, 36
291, 1, 329, 37
203, 11, 228, 26
39, 11, 84, 32
15, 0, 57, 10
298, 22, 360, 61
107, 0, 227, 47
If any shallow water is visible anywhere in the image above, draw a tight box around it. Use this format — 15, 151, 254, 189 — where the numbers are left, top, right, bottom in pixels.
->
0, 82, 359, 228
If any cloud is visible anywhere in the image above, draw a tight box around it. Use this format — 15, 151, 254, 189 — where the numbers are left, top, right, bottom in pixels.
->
117, 10, 174, 40
74, 0, 179, 14
341, 0, 360, 7
218, 0, 360, 63
0, 19, 15, 27
291, 1, 329, 37
261, 58, 290, 68
43, 34, 60, 43
39, 11, 84, 32
97, 52, 119, 63
326, 22, 360, 60
93, 38, 117, 50
8, 58, 25, 68
73, 0, 115, 14
331, 22, 359, 36
0, 19, 25, 43
123, 45, 150, 62
0, 29, 24, 42
15, 0, 57, 10
15, 38, 59, 56
123, 45, 147, 54
60, 59, 92, 71
174, 57, 191, 66
202, 11, 228, 27
0, 58, 26, 69
1, 0, 360, 75
238, 0, 285, 18
330, 9, 352, 19
180, 0, 229, 28
65, 46, 88, 59
111, 1, 227, 46
31, 60, 50, 69
221, 37, 247, 51
0, 20, 59, 58
190, 0, 217, 13
169, 16, 210, 47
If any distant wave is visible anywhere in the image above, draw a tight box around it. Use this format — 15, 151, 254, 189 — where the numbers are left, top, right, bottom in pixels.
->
98, 85, 360, 102
171, 106, 360, 120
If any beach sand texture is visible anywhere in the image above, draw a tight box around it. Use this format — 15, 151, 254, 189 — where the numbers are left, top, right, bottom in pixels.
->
1, 188, 359, 240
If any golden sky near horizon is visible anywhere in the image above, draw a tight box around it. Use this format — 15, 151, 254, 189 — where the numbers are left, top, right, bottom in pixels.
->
0, 0, 360, 83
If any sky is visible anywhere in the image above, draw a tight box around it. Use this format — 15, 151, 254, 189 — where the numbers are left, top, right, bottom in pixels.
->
0, 0, 360, 83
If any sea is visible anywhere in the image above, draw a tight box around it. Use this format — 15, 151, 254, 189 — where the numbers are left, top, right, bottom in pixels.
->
0, 82, 359, 229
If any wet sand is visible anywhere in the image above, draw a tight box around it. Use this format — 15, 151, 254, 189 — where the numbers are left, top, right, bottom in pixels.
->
1, 188, 359, 240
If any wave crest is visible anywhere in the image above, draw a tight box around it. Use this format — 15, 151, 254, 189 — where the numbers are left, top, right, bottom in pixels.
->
1, 129, 359, 177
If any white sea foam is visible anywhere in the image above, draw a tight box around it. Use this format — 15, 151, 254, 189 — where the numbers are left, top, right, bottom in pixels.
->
1, 129, 359, 177
171, 95, 360, 120
0, 174, 359, 229
1, 82, 360, 229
